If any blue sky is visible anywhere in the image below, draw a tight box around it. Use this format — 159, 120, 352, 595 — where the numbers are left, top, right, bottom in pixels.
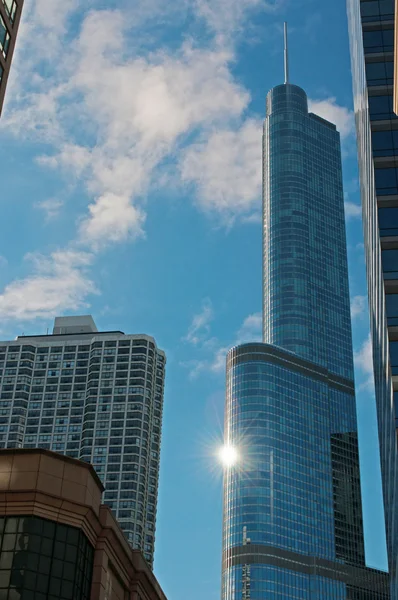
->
0, 0, 388, 597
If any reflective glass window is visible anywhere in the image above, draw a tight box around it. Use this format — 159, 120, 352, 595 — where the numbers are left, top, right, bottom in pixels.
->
361, 0, 395, 22
381, 249, 398, 277
375, 167, 398, 194
0, 516, 93, 599
386, 294, 398, 325
366, 60, 394, 85
363, 28, 394, 53
372, 130, 398, 156
390, 341, 398, 366
378, 207, 398, 235
369, 94, 397, 120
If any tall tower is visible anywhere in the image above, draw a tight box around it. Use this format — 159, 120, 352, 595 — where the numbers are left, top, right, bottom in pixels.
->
0, 315, 166, 567
221, 27, 389, 599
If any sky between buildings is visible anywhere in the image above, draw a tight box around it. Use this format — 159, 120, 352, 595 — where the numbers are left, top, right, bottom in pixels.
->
0, 0, 389, 598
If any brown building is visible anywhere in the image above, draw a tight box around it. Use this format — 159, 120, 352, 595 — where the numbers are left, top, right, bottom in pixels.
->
0, 448, 168, 600
0, 0, 23, 116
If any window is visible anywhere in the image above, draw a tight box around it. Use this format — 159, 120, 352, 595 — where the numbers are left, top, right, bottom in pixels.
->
361, 0, 395, 22
372, 130, 398, 157
0, 516, 93, 600
363, 28, 394, 53
375, 167, 398, 195
390, 341, 398, 374
381, 249, 398, 278
378, 207, 398, 236
366, 60, 394, 86
386, 294, 398, 325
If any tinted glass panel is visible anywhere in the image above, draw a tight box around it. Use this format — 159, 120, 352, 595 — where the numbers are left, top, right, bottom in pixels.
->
369, 94, 397, 120
382, 249, 398, 278
378, 207, 398, 235
372, 130, 398, 156
0, 516, 93, 600
361, 0, 395, 21
375, 167, 398, 194
390, 341, 398, 366
386, 294, 398, 325
366, 60, 394, 85
363, 28, 394, 52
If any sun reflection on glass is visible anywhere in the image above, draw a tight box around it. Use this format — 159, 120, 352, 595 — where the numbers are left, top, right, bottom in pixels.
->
219, 444, 238, 468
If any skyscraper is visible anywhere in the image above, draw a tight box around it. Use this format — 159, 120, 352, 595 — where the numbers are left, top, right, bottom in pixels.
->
347, 0, 398, 594
0, 315, 166, 567
221, 32, 389, 599
0, 0, 23, 116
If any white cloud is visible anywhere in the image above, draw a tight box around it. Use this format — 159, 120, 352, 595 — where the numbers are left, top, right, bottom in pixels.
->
10, 11, 252, 248
0, 250, 97, 321
308, 97, 354, 139
237, 312, 262, 343
345, 201, 362, 220
184, 309, 261, 377
354, 335, 374, 391
194, 0, 282, 41
79, 193, 146, 248
0, 256, 8, 268
209, 346, 230, 373
34, 198, 64, 221
180, 119, 262, 222
351, 295, 367, 320
0, 1, 277, 323
183, 299, 214, 345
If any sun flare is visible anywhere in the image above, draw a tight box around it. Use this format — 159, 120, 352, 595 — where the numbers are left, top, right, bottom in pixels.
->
219, 444, 238, 468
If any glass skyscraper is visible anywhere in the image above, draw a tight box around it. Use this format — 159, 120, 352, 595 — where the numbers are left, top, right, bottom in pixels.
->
0, 315, 165, 567
221, 81, 390, 597
347, 0, 398, 595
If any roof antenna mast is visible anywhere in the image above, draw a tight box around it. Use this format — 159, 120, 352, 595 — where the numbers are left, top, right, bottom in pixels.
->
284, 22, 289, 84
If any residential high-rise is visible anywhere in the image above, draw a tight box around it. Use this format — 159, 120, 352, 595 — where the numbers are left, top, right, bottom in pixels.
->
221, 35, 390, 599
0, 316, 166, 566
0, 0, 23, 116
347, 0, 398, 593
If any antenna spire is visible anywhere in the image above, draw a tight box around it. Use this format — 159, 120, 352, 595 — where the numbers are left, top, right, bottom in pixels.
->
284, 22, 289, 84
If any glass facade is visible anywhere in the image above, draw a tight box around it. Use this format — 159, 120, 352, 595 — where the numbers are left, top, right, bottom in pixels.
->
0, 326, 166, 567
347, 0, 398, 594
221, 82, 390, 598
0, 515, 94, 600
263, 84, 353, 380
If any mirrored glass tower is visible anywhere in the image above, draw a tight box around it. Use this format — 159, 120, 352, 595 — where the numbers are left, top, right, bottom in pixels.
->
221, 30, 389, 599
